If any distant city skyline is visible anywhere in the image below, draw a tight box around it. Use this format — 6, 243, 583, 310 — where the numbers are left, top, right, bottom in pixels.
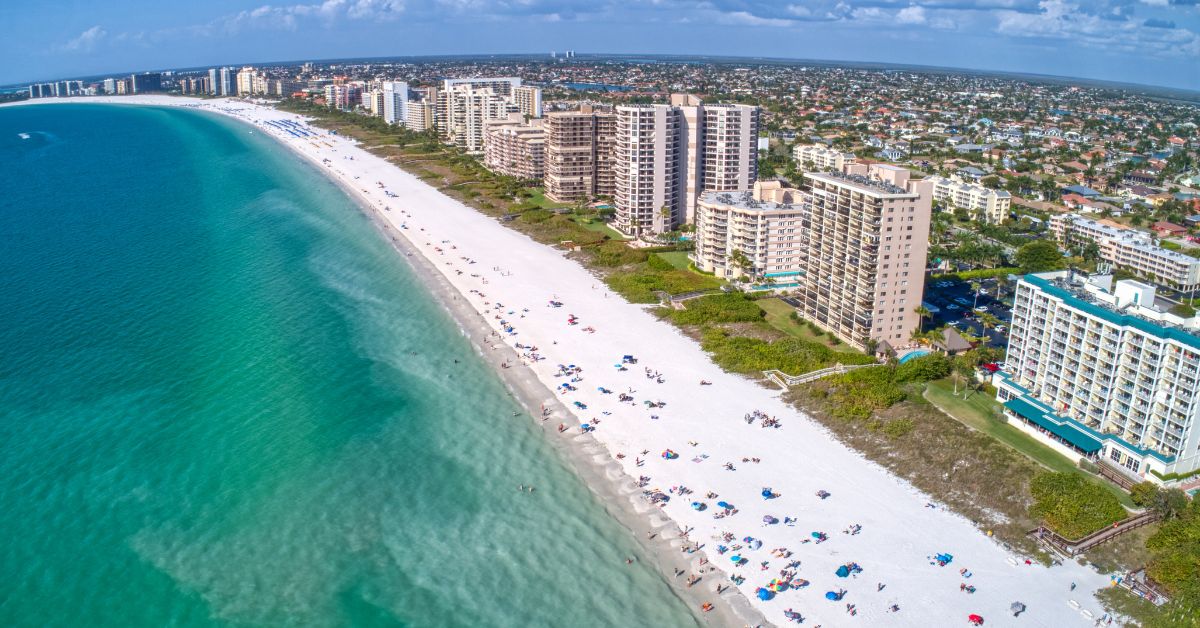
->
4, 0, 1199, 91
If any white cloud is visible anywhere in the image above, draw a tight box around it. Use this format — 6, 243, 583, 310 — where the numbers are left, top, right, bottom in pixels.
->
59, 25, 107, 53
221, 0, 405, 33
896, 5, 928, 24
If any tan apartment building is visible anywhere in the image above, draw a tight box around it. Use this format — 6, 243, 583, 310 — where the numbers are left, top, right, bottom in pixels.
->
793, 144, 857, 172
924, 174, 1011, 223
543, 105, 615, 203
795, 164, 933, 350
483, 118, 546, 182
406, 98, 435, 131
613, 95, 759, 237
439, 84, 520, 153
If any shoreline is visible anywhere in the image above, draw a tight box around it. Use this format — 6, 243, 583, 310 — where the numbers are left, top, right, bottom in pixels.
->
6, 96, 1121, 627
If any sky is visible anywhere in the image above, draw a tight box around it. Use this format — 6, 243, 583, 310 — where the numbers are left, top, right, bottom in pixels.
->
3, 0, 1199, 91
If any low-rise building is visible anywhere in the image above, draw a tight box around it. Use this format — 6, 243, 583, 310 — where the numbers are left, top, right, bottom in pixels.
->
692, 181, 806, 282
924, 174, 1011, 223
792, 144, 856, 172
997, 271, 1200, 480
1051, 213, 1200, 292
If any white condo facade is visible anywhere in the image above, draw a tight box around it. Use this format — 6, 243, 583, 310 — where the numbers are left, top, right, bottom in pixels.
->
1051, 213, 1200, 292
382, 81, 409, 126
924, 174, 1011, 224
793, 144, 857, 172
997, 271, 1200, 481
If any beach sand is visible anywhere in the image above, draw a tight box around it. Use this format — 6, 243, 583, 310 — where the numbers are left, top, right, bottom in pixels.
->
11, 96, 1122, 627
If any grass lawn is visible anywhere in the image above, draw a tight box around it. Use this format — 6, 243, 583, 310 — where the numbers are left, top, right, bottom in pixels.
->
524, 187, 572, 210
570, 216, 625, 240
757, 298, 850, 349
654, 251, 693, 271
924, 379, 1136, 509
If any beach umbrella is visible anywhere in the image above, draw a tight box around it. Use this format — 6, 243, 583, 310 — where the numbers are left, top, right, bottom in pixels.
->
811, 531, 823, 539
825, 591, 840, 601
756, 588, 773, 601
749, 539, 763, 550
761, 488, 773, 498
718, 501, 732, 509
1010, 602, 1025, 616
835, 565, 850, 578
968, 614, 984, 625
730, 555, 742, 563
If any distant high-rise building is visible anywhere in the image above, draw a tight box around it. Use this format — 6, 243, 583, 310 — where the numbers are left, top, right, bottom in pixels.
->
219, 67, 236, 96
235, 68, 255, 96
207, 68, 219, 95
440, 81, 522, 153
513, 86, 543, 118
544, 105, 615, 203
612, 95, 759, 236
483, 117, 545, 182
56, 81, 69, 97
102, 78, 117, 94
382, 81, 409, 125
405, 98, 436, 131
130, 72, 162, 94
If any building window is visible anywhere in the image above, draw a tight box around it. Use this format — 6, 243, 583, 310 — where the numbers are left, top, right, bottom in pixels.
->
1109, 448, 1122, 463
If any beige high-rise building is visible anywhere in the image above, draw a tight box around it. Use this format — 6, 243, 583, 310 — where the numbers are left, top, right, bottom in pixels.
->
440, 83, 520, 153
406, 99, 435, 131
544, 105, 615, 203
513, 86, 543, 118
794, 164, 933, 349
236, 67, 255, 96
693, 181, 806, 282
613, 95, 759, 237
483, 118, 545, 182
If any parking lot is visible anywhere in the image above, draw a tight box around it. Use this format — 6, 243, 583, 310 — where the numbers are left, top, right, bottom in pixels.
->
922, 276, 1012, 350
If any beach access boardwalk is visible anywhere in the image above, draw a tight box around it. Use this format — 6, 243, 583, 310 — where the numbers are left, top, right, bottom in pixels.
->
763, 362, 883, 388
1028, 510, 1160, 558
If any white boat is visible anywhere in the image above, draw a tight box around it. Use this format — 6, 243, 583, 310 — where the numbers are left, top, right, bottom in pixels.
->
18, 133, 30, 139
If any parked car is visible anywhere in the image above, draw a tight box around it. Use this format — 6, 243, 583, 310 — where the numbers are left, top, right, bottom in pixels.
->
974, 306, 989, 312
947, 304, 960, 310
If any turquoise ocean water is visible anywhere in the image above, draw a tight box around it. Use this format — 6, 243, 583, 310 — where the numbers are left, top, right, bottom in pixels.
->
0, 104, 695, 627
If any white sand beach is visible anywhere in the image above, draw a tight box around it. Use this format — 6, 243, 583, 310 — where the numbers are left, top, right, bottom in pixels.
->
12, 96, 1122, 627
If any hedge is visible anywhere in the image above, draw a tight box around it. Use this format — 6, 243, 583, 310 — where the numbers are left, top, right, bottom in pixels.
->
930, 267, 1021, 282
663, 293, 765, 326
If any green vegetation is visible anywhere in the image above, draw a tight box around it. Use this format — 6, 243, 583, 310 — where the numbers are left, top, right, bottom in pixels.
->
1029, 471, 1127, 539
1170, 302, 1197, 318
756, 298, 848, 347
655, 250, 693, 271
661, 293, 764, 325
1016, 240, 1066, 274
930, 267, 1021, 282
701, 328, 874, 375
1150, 467, 1200, 482
606, 267, 722, 304
1145, 498, 1200, 621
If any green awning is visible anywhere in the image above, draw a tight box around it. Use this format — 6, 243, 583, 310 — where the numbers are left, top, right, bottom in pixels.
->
1003, 398, 1103, 453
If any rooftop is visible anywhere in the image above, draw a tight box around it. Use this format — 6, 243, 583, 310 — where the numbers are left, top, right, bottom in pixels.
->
806, 170, 916, 197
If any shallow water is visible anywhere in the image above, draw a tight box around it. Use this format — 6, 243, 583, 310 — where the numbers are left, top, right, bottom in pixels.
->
0, 104, 696, 627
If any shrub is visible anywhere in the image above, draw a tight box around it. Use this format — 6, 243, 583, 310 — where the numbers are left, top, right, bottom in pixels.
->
664, 293, 765, 325
701, 328, 873, 375
930, 267, 1020, 282
882, 418, 915, 439
592, 241, 648, 268
894, 353, 951, 383
647, 254, 674, 271
1130, 481, 1159, 508
1146, 497, 1200, 599
1029, 472, 1126, 539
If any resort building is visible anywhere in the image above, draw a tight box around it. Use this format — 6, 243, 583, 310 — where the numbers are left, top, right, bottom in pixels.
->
794, 164, 933, 349
543, 105, 616, 203
513, 85, 544, 119
1050, 213, 1200, 292
692, 181, 806, 282
438, 80, 524, 153
612, 95, 759, 237
483, 118, 546, 182
997, 271, 1200, 480
793, 144, 857, 172
923, 174, 1011, 223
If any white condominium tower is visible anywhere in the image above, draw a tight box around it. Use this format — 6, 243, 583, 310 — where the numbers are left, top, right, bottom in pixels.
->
997, 271, 1200, 481
437, 78, 523, 153
382, 81, 409, 126
612, 95, 759, 237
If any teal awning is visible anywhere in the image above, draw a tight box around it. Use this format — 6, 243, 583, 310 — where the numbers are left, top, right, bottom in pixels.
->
1003, 398, 1103, 453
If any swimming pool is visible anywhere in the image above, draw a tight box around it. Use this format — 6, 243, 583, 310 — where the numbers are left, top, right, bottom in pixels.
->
898, 349, 932, 363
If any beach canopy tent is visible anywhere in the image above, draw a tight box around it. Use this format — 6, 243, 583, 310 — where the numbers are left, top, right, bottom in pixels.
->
825, 591, 843, 601
756, 588, 773, 601
836, 565, 850, 578
968, 614, 984, 625
1010, 602, 1026, 616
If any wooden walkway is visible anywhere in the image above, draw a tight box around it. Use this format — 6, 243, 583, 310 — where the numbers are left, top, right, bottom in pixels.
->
1028, 510, 1161, 558
763, 362, 883, 388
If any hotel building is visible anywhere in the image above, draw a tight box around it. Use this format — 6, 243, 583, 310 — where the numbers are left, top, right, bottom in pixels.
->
612, 95, 759, 237
793, 144, 857, 172
543, 105, 615, 203
997, 271, 1200, 480
483, 118, 546, 182
796, 164, 933, 349
924, 174, 1011, 224
1050, 213, 1200, 292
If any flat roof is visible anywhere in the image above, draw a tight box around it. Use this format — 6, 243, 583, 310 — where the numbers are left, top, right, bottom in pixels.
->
806, 171, 918, 198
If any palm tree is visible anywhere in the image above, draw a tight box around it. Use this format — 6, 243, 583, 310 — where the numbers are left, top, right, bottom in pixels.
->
914, 305, 932, 333
971, 281, 982, 309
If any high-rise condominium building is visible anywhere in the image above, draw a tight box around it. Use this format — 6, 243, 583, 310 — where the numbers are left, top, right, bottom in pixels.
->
693, 181, 807, 283
235, 68, 256, 96
924, 174, 1011, 224
323, 84, 362, 111
440, 83, 520, 153
1050, 213, 1200, 292
793, 144, 857, 172
406, 99, 436, 131
513, 86, 543, 118
382, 81, 409, 125
130, 72, 162, 94
219, 67, 236, 96
794, 164, 933, 349
997, 271, 1200, 480
207, 68, 219, 95
483, 118, 545, 182
612, 95, 759, 237
543, 105, 615, 203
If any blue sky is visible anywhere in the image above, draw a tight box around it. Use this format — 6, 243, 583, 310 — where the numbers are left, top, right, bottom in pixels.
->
4, 0, 1199, 90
